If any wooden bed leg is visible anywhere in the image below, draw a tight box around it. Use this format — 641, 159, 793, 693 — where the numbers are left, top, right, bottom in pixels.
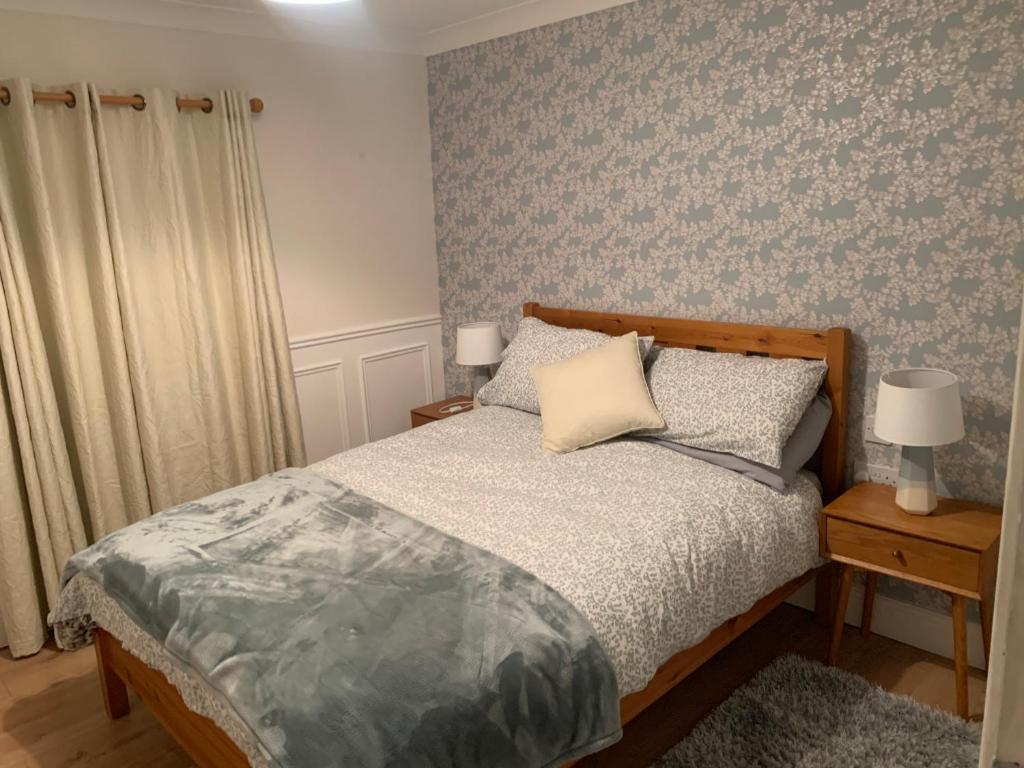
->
814, 564, 836, 627
94, 632, 131, 720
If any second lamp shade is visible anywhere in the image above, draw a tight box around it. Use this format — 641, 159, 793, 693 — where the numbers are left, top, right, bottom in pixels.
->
456, 322, 503, 367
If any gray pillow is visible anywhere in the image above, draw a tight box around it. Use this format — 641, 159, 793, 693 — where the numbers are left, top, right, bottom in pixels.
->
477, 317, 654, 415
639, 346, 827, 469
632, 393, 832, 491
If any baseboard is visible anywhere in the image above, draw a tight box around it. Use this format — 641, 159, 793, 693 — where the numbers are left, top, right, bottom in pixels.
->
788, 581, 987, 671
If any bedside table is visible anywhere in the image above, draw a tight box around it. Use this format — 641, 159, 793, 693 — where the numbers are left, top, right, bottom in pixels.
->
821, 482, 1001, 719
410, 395, 474, 428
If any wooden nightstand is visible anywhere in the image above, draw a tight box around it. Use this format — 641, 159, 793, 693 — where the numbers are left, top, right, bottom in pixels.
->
821, 482, 1001, 718
410, 395, 474, 428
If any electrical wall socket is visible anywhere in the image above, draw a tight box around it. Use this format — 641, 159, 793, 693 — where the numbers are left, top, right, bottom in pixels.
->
855, 461, 951, 495
866, 463, 900, 487
853, 460, 898, 486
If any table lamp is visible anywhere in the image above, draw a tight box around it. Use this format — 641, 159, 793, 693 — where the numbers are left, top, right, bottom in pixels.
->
456, 322, 503, 397
873, 368, 965, 515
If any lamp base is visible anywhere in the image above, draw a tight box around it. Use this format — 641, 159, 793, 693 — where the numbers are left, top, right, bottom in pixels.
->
471, 367, 491, 398
895, 445, 937, 515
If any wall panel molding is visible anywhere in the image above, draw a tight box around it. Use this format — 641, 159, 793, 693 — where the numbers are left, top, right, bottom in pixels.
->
294, 361, 345, 378
289, 314, 442, 351
358, 343, 434, 443
293, 360, 350, 463
290, 317, 444, 462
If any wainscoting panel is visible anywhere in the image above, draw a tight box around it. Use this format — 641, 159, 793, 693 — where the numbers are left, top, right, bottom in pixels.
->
293, 361, 349, 464
359, 344, 433, 443
289, 315, 444, 463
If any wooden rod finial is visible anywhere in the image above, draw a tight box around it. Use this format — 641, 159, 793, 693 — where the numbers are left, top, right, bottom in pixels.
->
249, 97, 264, 114
0, 86, 10, 106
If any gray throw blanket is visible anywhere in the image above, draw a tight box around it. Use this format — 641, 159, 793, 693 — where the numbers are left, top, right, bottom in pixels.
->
55, 468, 621, 768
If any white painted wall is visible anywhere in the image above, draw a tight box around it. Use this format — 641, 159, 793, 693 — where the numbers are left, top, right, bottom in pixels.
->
980, 289, 1024, 767
0, 8, 443, 457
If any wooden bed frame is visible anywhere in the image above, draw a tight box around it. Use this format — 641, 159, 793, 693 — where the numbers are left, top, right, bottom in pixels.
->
92, 302, 852, 767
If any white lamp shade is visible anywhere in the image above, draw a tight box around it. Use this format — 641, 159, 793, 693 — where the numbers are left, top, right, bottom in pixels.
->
874, 368, 965, 447
456, 322, 503, 366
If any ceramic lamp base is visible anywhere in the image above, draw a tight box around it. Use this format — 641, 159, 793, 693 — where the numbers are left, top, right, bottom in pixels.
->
471, 367, 491, 398
895, 445, 937, 515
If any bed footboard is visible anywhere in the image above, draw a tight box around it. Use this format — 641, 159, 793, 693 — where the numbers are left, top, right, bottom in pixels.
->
93, 629, 249, 768
92, 567, 825, 768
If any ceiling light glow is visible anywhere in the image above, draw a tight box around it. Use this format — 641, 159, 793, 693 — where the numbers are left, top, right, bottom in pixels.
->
265, 0, 355, 5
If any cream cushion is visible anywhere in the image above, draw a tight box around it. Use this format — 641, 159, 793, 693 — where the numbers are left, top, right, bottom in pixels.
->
530, 331, 665, 453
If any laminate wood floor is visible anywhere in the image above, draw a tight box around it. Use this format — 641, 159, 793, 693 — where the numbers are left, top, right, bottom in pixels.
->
0, 605, 986, 768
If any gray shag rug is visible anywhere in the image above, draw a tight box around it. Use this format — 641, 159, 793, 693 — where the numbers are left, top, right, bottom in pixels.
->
653, 655, 980, 768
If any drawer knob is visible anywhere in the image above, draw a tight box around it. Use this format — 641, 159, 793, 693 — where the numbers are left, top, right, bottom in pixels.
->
892, 549, 906, 565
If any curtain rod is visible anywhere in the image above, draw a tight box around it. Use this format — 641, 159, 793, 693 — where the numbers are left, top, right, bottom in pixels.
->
0, 86, 264, 114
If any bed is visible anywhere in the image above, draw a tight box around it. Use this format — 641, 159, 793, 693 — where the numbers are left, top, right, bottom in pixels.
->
53, 303, 851, 768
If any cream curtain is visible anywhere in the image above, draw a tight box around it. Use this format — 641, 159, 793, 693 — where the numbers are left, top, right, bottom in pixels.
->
0, 79, 305, 657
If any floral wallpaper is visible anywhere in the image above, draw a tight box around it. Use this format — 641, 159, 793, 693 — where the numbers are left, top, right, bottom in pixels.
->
428, 0, 1023, 613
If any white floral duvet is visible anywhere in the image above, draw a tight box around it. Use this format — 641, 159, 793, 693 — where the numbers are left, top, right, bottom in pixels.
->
313, 404, 822, 696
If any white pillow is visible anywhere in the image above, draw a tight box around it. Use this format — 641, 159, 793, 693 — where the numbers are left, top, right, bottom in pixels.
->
477, 317, 654, 415
530, 332, 665, 453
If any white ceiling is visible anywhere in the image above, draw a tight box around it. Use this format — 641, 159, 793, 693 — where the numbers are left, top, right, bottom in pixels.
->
0, 0, 637, 55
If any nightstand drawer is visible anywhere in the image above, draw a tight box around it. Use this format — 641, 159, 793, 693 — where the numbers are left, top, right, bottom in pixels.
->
825, 518, 980, 595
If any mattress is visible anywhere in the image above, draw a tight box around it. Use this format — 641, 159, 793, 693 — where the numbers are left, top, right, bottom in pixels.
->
312, 404, 822, 696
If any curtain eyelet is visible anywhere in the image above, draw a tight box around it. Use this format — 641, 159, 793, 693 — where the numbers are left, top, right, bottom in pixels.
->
132, 94, 146, 112
64, 90, 77, 109
0, 87, 10, 106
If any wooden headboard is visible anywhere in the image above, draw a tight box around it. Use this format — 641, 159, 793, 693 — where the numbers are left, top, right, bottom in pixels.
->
523, 302, 852, 502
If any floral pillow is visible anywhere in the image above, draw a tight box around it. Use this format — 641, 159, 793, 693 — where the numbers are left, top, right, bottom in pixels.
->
638, 346, 827, 469
477, 317, 654, 415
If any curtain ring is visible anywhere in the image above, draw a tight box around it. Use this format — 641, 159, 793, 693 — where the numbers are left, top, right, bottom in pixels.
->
132, 94, 146, 112
202, 98, 214, 114
0, 87, 10, 106
64, 90, 77, 109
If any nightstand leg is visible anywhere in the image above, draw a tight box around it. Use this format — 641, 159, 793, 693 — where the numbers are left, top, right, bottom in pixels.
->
861, 572, 878, 638
828, 565, 855, 665
980, 597, 993, 668
951, 594, 969, 719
